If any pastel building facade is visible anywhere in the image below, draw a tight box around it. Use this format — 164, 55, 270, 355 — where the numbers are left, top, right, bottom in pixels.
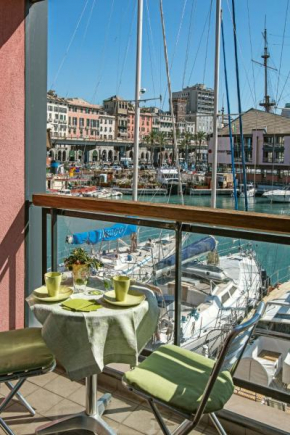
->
208, 109, 290, 183
47, 92, 68, 138
127, 110, 153, 140
67, 98, 103, 140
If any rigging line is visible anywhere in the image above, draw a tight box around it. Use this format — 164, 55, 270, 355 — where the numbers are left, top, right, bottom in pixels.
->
161, 0, 188, 110
159, 0, 184, 205
50, 0, 90, 90
116, 0, 136, 95
182, 0, 196, 89
231, 0, 248, 211
275, 0, 290, 105
225, 0, 256, 108
145, 2, 156, 98
202, 0, 213, 85
277, 67, 290, 105
91, 0, 115, 103
187, 1, 213, 86
145, 0, 159, 91
221, 18, 238, 210
82, 0, 97, 42
246, 0, 257, 107
115, 0, 132, 94
64, 0, 98, 98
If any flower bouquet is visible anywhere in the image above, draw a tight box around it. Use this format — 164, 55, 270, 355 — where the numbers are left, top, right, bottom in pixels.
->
64, 248, 102, 293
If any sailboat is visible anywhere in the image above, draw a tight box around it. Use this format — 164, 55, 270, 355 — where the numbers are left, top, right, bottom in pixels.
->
66, 228, 216, 283
152, 247, 263, 353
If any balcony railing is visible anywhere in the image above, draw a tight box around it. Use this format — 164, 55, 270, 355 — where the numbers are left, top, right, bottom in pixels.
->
32, 194, 290, 407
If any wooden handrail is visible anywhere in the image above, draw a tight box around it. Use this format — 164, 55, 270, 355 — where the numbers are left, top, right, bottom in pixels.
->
32, 193, 290, 235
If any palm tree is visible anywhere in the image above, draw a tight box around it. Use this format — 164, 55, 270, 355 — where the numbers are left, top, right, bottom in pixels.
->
180, 131, 194, 168
143, 131, 159, 165
157, 131, 167, 166
168, 129, 182, 165
194, 131, 207, 168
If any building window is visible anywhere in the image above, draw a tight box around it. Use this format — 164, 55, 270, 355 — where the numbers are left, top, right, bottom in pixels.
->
79, 118, 84, 127
86, 119, 90, 127
73, 117, 77, 126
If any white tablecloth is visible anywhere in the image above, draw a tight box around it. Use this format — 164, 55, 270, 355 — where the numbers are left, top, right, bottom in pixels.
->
27, 282, 159, 381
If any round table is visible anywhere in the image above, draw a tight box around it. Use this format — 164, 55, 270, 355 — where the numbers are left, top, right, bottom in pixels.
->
27, 281, 159, 435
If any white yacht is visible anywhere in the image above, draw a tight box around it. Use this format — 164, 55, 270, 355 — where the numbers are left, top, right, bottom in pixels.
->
153, 249, 262, 353
262, 186, 290, 203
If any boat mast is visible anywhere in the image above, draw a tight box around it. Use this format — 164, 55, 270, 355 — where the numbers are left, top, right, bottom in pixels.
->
159, 0, 184, 202
253, 26, 276, 113
211, 0, 222, 209
132, 0, 144, 201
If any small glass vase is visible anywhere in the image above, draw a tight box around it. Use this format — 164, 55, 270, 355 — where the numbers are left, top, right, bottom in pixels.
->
72, 264, 90, 293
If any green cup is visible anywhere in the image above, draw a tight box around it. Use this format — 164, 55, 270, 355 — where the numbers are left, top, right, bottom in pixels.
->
113, 275, 130, 302
45, 272, 62, 297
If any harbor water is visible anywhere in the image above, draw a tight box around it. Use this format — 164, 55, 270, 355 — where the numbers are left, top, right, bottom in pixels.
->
52, 194, 290, 287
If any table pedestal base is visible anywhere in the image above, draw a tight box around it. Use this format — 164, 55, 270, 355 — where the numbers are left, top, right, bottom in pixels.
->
35, 375, 116, 435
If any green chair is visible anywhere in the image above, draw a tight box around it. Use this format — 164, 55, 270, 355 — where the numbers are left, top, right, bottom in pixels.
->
123, 302, 265, 435
0, 328, 56, 435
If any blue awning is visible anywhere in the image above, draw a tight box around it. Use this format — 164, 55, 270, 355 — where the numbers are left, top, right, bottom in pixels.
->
70, 223, 137, 245
155, 236, 217, 270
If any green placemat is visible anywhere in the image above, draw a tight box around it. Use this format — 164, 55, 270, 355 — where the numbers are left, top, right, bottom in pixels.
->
61, 299, 102, 312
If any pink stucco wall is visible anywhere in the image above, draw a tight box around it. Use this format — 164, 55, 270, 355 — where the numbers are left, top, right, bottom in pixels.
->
0, 0, 25, 330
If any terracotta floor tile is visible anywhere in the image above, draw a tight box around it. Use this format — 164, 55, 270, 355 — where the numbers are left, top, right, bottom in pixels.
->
28, 372, 58, 388
122, 405, 169, 435
42, 397, 84, 420
103, 394, 139, 423
0, 381, 39, 399
1, 413, 50, 435
24, 387, 63, 414
43, 374, 82, 399
69, 384, 87, 406
102, 416, 144, 434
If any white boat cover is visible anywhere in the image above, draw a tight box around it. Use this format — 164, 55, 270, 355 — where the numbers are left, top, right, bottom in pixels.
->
235, 337, 283, 387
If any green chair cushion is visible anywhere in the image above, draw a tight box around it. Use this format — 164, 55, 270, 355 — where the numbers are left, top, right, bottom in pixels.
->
124, 344, 234, 414
0, 328, 55, 376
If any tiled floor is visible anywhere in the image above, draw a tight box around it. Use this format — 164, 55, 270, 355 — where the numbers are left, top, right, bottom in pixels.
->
0, 372, 217, 435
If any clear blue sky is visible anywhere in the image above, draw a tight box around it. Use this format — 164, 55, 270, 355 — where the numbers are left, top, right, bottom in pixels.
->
48, 0, 290, 114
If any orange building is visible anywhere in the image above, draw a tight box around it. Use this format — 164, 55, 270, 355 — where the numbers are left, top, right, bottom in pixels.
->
127, 110, 152, 141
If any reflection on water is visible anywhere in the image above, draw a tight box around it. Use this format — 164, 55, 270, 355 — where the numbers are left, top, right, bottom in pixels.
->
128, 194, 290, 216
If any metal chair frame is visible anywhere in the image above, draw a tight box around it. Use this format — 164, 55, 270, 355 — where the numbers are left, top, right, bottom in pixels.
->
0, 361, 56, 435
123, 302, 265, 435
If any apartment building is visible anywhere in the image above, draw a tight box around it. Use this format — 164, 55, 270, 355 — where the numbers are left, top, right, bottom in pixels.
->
47, 91, 68, 138
127, 110, 152, 140
173, 83, 214, 134
208, 108, 290, 183
103, 95, 129, 139
67, 98, 103, 140
99, 114, 115, 140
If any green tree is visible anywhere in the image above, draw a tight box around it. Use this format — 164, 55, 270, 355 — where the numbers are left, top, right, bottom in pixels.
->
143, 131, 159, 165
180, 131, 194, 167
194, 131, 207, 167
157, 131, 167, 166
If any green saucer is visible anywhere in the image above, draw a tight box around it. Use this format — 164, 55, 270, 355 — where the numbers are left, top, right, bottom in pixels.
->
103, 289, 145, 307
33, 285, 73, 302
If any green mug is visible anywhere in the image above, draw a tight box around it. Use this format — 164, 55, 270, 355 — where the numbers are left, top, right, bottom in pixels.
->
113, 275, 130, 302
45, 272, 62, 297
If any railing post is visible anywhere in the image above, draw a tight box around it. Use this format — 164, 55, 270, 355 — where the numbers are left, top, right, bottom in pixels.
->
174, 222, 182, 346
42, 208, 47, 283
51, 208, 58, 272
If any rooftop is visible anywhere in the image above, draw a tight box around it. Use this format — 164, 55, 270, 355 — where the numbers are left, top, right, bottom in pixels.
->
220, 108, 290, 135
